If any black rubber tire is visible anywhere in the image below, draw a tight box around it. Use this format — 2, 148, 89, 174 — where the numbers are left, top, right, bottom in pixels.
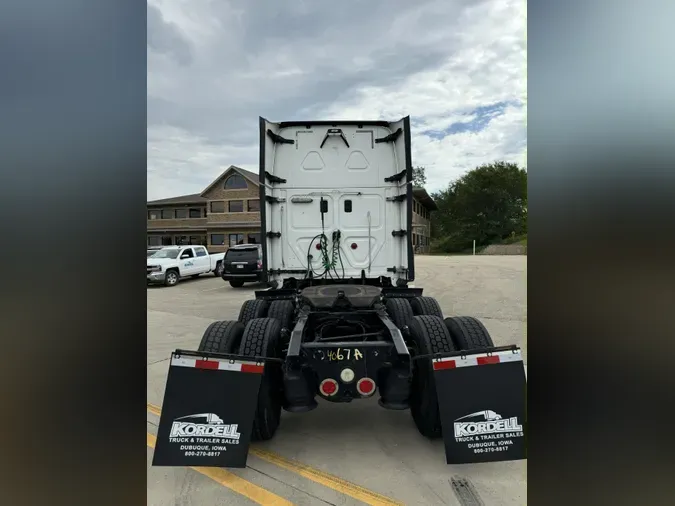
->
410, 296, 444, 319
164, 269, 180, 287
238, 299, 269, 326
214, 261, 223, 277
266, 300, 295, 331
408, 315, 455, 439
198, 320, 245, 354
384, 297, 415, 330
238, 318, 284, 441
444, 316, 494, 350
229, 279, 245, 288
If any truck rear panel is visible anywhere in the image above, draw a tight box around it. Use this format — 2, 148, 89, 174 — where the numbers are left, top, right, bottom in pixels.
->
259, 117, 415, 288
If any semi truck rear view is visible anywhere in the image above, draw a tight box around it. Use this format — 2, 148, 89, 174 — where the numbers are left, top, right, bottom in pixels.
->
151, 116, 527, 468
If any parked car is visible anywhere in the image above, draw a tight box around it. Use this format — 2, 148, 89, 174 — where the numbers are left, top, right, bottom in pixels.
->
221, 243, 263, 287
147, 245, 225, 286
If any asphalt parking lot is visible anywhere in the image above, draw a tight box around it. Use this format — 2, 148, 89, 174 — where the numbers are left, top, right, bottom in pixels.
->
147, 255, 527, 505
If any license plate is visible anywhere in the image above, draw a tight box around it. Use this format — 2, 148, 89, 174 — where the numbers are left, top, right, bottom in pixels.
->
237, 265, 244, 269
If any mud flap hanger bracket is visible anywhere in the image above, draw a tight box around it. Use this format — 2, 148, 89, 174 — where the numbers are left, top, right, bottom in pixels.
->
320, 128, 350, 148
412, 345, 521, 362
173, 348, 284, 365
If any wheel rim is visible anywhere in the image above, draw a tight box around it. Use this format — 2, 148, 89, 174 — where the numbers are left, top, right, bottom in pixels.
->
217, 264, 223, 275
167, 273, 177, 284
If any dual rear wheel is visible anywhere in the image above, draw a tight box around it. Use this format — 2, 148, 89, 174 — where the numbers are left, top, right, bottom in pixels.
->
197, 298, 296, 441
384, 295, 495, 439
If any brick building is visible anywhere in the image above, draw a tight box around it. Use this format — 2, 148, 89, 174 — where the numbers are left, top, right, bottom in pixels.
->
147, 166, 437, 254
147, 166, 262, 253
412, 187, 437, 254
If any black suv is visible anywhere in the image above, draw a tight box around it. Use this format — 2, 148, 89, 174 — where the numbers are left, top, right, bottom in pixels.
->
221, 244, 263, 287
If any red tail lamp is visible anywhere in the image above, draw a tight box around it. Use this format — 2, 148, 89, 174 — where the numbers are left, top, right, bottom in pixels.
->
350, 243, 358, 249
319, 378, 338, 397
356, 377, 376, 397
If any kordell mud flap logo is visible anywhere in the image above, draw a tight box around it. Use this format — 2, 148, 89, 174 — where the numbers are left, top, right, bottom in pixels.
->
433, 353, 527, 464
152, 354, 264, 468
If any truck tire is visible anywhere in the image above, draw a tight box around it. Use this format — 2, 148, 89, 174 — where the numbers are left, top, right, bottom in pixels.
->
198, 320, 245, 354
407, 315, 455, 439
444, 316, 494, 350
384, 297, 415, 330
229, 280, 245, 288
267, 300, 295, 331
164, 269, 180, 287
238, 318, 284, 441
238, 299, 269, 326
214, 261, 223, 277
410, 296, 444, 319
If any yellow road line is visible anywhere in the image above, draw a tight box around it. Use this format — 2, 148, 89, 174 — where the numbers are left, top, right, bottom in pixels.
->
251, 447, 405, 506
147, 403, 404, 506
146, 432, 294, 506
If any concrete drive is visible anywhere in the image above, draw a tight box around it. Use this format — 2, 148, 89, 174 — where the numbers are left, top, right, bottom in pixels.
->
147, 255, 527, 505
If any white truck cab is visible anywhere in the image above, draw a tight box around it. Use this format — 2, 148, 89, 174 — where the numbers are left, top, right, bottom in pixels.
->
259, 117, 414, 290
147, 245, 225, 286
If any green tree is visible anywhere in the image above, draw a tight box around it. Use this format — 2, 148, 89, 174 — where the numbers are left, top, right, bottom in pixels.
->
431, 161, 527, 252
412, 166, 427, 187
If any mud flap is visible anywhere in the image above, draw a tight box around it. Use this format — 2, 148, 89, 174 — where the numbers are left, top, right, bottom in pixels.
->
151, 351, 264, 468
433, 348, 527, 464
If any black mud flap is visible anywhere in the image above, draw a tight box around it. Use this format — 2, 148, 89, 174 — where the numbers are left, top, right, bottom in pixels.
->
151, 351, 264, 468
433, 347, 527, 464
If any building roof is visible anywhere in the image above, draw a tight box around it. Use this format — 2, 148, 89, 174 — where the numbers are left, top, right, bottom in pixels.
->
147, 165, 260, 205
147, 193, 206, 206
200, 165, 259, 197
413, 187, 438, 211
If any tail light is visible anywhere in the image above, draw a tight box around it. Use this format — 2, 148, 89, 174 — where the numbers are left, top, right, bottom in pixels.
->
356, 377, 376, 397
319, 379, 338, 397
257, 260, 262, 269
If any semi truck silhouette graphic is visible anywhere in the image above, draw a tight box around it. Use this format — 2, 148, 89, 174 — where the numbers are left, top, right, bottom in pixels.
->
174, 413, 224, 425
455, 410, 503, 422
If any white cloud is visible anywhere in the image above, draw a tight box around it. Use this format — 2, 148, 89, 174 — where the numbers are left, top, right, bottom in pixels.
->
147, 0, 526, 199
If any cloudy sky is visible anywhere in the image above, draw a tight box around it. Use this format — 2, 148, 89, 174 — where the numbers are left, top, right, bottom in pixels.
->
147, 0, 526, 201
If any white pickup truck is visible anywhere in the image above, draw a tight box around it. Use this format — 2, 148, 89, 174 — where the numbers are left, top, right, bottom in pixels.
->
147, 245, 225, 286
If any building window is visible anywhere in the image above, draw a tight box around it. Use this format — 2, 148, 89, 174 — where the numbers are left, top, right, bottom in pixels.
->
247, 199, 260, 212
161, 236, 173, 246
148, 210, 160, 220
174, 235, 189, 245
189, 208, 202, 218
175, 209, 188, 219
189, 236, 205, 246
160, 209, 172, 219
210, 234, 225, 246
148, 236, 161, 246
224, 174, 247, 189
210, 201, 225, 213
248, 233, 261, 244
229, 233, 244, 246
229, 200, 244, 212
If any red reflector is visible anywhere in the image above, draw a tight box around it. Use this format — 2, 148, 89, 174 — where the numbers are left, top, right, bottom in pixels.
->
477, 356, 500, 365
356, 378, 375, 396
319, 379, 338, 396
195, 360, 218, 370
241, 364, 264, 374
351, 243, 357, 249
433, 360, 456, 371
316, 243, 322, 250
